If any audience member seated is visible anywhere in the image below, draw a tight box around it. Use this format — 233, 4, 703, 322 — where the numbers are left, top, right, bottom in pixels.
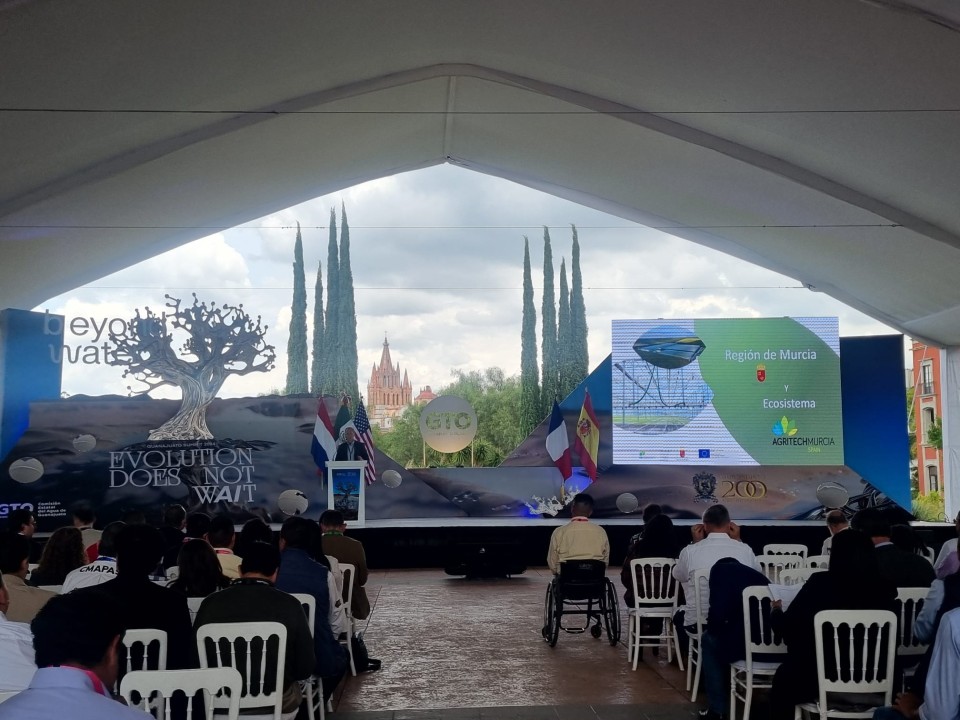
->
276, 516, 349, 699
546, 493, 610, 574
205, 514, 241, 579
872, 607, 960, 720
699, 557, 771, 720
621, 513, 679, 605
769, 529, 897, 720
195, 541, 315, 718
305, 519, 348, 638
891, 524, 932, 559
167, 538, 230, 597
162, 512, 210, 570
8, 508, 40, 563
71, 502, 101, 561
671, 504, 759, 657
157, 504, 186, 561
29, 526, 86, 587
853, 508, 935, 588
821, 509, 848, 555
321, 509, 372, 620
627, 503, 664, 547
1, 591, 151, 718
0, 572, 37, 693
933, 510, 959, 575
62, 522, 125, 593
75, 524, 195, 670
0, 532, 55, 622
235, 517, 275, 559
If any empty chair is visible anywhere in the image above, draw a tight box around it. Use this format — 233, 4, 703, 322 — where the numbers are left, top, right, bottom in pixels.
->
120, 628, 168, 676
763, 544, 808, 560
895, 588, 929, 688
780, 567, 825, 586
757, 555, 803, 584
806, 555, 830, 569
120, 667, 242, 720
794, 609, 898, 720
625, 557, 681, 671
730, 586, 787, 720
196, 621, 287, 720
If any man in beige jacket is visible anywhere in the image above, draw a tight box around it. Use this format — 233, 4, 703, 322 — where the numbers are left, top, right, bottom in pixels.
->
1, 532, 55, 622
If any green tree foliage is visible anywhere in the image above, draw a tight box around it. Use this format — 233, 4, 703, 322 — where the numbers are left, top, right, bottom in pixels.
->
310, 260, 324, 395
520, 237, 541, 436
337, 203, 359, 402
540, 227, 559, 416
570, 224, 589, 382
912, 490, 945, 521
284, 223, 309, 394
557, 257, 575, 400
927, 417, 943, 450
323, 208, 341, 394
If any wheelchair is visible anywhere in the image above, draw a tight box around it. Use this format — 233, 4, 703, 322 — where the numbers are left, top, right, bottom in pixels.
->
541, 559, 621, 647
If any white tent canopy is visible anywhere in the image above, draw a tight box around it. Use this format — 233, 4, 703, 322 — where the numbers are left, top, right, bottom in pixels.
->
3, 0, 960, 513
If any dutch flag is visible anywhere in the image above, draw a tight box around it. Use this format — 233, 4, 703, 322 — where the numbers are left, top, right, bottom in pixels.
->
311, 398, 336, 475
546, 401, 573, 480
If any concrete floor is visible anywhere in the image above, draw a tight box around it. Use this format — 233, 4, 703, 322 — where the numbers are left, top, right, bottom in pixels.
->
329, 568, 707, 720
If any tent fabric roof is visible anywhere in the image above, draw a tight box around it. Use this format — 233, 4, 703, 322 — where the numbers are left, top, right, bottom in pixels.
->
3, 0, 960, 344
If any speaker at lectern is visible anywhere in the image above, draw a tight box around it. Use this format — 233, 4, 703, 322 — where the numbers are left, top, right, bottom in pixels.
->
326, 461, 366, 525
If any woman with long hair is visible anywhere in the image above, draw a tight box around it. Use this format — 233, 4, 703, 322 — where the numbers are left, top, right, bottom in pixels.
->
168, 538, 230, 597
29, 526, 86, 587
620, 513, 680, 605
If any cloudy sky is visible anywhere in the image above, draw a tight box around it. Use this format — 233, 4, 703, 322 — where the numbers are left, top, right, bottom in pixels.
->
36, 164, 899, 400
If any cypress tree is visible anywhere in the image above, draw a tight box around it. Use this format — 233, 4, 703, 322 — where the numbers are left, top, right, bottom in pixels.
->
558, 257, 574, 399
324, 208, 341, 394
540, 227, 558, 415
310, 260, 324, 395
570, 224, 589, 382
338, 202, 359, 403
284, 223, 309, 394
520, 237, 541, 436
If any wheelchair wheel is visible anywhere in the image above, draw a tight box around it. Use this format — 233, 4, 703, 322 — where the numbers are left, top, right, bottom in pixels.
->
603, 579, 621, 645
542, 582, 560, 647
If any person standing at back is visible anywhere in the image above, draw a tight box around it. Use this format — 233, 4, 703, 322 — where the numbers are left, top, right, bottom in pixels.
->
546, 493, 610, 573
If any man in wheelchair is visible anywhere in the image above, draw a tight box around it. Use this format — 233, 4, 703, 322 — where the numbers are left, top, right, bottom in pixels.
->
542, 494, 619, 646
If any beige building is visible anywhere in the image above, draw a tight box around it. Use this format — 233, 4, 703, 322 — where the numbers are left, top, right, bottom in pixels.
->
367, 337, 412, 429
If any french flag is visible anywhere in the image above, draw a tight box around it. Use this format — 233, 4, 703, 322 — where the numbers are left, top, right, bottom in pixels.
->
546, 401, 572, 480
311, 398, 336, 475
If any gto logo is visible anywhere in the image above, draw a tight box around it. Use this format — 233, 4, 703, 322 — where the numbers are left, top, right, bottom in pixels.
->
419, 396, 478, 453
423, 412, 474, 431
0, 502, 34, 517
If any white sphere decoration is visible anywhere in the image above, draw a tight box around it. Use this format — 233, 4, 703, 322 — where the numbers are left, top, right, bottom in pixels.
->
616, 492, 640, 514
278, 489, 309, 516
815, 481, 849, 510
72, 434, 97, 453
381, 469, 402, 488
9, 457, 44, 484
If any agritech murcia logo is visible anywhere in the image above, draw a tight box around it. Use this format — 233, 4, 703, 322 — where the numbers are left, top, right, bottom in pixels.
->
770, 416, 836, 449
772, 416, 797, 438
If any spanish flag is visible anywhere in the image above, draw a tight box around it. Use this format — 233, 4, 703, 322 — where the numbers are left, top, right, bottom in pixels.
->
574, 389, 600, 481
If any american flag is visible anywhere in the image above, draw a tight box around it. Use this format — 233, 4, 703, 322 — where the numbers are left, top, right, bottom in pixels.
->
354, 398, 377, 485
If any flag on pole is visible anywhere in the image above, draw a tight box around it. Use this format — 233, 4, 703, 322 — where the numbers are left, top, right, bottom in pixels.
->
334, 394, 352, 438
546, 401, 572, 480
311, 398, 336, 475
354, 398, 377, 485
574, 389, 600, 481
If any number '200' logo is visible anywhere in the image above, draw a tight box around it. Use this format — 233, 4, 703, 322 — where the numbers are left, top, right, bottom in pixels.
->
721, 480, 767, 499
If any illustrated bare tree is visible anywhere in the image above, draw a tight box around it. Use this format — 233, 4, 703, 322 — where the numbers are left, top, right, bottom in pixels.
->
110, 294, 276, 440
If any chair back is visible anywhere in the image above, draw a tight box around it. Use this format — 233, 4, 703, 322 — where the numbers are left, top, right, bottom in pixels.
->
762, 543, 808, 559
920, 547, 935, 565
120, 628, 168, 676
742, 586, 787, 668
691, 568, 710, 628
340, 562, 356, 620
166, 565, 180, 581
187, 597, 205, 624
628, 557, 678, 609
779, 567, 824, 586
812, 609, 897, 709
196, 621, 287, 720
895, 588, 929, 658
757, 555, 803, 584
806, 554, 830, 569
558, 559, 607, 600
120, 667, 243, 720
290, 592, 317, 637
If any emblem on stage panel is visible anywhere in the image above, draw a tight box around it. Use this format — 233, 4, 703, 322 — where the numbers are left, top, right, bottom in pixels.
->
756, 363, 766, 382
692, 472, 718, 503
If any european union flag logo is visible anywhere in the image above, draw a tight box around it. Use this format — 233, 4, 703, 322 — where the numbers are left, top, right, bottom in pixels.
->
698, 449, 710, 459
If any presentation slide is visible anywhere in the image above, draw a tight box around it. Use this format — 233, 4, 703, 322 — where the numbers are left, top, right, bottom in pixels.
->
611, 317, 844, 466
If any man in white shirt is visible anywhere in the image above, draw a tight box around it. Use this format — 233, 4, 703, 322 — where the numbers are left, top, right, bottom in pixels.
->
821, 509, 848, 555
0, 573, 36, 692
546, 493, 610, 573
61, 522, 124, 594
671, 504, 760, 656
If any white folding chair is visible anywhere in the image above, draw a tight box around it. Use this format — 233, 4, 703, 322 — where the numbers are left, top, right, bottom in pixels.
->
197, 621, 287, 720
763, 544, 808, 560
120, 667, 243, 720
757, 555, 803, 584
686, 569, 709, 701
121, 628, 168, 675
794, 609, 897, 720
894, 588, 929, 689
165, 566, 180, 582
289, 593, 327, 720
780, 567, 825, 586
625, 557, 682, 671
920, 547, 935, 565
339, 562, 358, 676
730, 586, 787, 720
806, 555, 830, 569
187, 597, 205, 624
